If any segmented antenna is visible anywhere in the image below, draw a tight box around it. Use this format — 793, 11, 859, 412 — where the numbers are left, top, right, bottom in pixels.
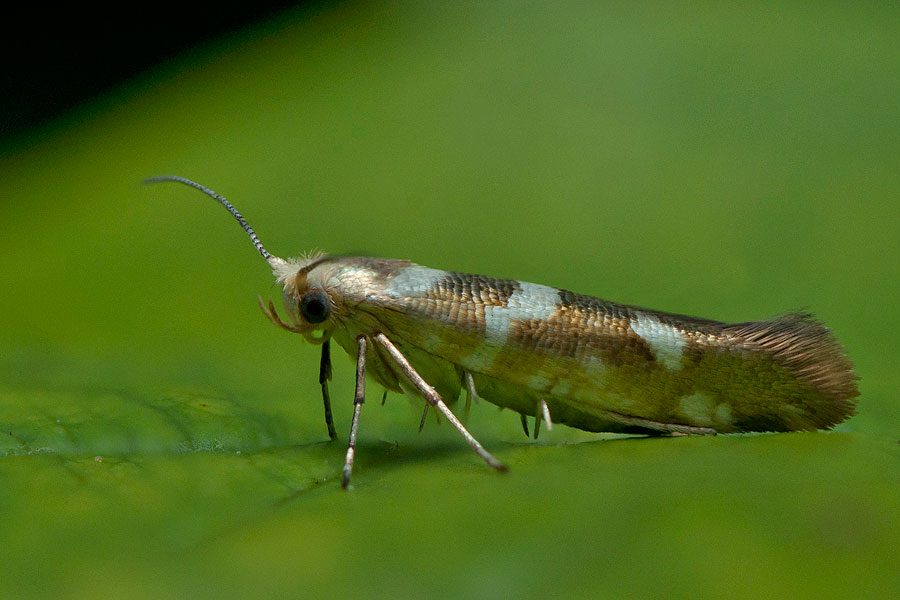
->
143, 175, 273, 263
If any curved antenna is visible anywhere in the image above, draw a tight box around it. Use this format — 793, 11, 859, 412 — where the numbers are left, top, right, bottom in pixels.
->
143, 175, 275, 263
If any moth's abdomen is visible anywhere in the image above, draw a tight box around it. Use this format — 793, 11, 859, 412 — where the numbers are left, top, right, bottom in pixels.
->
363, 265, 858, 433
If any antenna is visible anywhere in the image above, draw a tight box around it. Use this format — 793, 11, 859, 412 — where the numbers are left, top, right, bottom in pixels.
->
143, 175, 274, 263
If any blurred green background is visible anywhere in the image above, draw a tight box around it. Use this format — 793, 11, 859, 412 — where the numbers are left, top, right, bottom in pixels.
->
1, 2, 898, 598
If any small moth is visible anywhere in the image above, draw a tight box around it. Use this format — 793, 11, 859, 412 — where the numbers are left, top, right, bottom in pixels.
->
146, 176, 858, 487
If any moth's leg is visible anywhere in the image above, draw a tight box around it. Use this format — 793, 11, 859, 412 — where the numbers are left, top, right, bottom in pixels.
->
381, 390, 388, 406
606, 410, 718, 436
465, 371, 480, 405
462, 371, 480, 419
374, 333, 507, 473
539, 398, 553, 431
418, 404, 429, 433
533, 398, 554, 440
520, 413, 530, 438
418, 401, 442, 432
341, 336, 368, 489
319, 340, 338, 441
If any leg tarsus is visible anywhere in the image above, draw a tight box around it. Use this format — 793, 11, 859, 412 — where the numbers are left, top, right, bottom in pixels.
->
341, 336, 367, 489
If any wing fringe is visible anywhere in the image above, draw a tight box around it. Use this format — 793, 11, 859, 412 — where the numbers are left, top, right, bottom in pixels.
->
726, 312, 859, 429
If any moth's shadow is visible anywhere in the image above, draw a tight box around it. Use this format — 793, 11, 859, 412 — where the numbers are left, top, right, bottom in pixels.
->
337, 433, 684, 480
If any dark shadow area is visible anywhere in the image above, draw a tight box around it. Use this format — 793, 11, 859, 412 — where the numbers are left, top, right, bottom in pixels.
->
0, 1, 327, 142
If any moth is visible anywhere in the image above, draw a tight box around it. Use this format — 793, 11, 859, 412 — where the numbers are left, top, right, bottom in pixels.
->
146, 176, 858, 488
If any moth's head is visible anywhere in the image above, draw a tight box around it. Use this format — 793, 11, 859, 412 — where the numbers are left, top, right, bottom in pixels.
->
270, 253, 337, 340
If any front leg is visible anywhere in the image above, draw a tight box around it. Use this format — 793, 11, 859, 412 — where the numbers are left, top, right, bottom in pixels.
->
319, 340, 338, 441
341, 336, 367, 489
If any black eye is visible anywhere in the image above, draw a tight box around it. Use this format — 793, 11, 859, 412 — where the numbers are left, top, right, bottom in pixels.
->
300, 291, 330, 324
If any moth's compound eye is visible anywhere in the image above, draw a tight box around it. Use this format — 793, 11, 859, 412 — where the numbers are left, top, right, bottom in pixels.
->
300, 291, 330, 324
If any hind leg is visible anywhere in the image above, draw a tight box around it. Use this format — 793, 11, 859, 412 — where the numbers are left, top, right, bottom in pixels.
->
604, 410, 718, 436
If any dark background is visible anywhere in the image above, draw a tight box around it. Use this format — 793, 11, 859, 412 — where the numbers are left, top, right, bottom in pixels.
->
1, 3, 308, 143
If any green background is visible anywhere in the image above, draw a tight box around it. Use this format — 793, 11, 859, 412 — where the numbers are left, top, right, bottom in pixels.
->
2, 2, 898, 598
